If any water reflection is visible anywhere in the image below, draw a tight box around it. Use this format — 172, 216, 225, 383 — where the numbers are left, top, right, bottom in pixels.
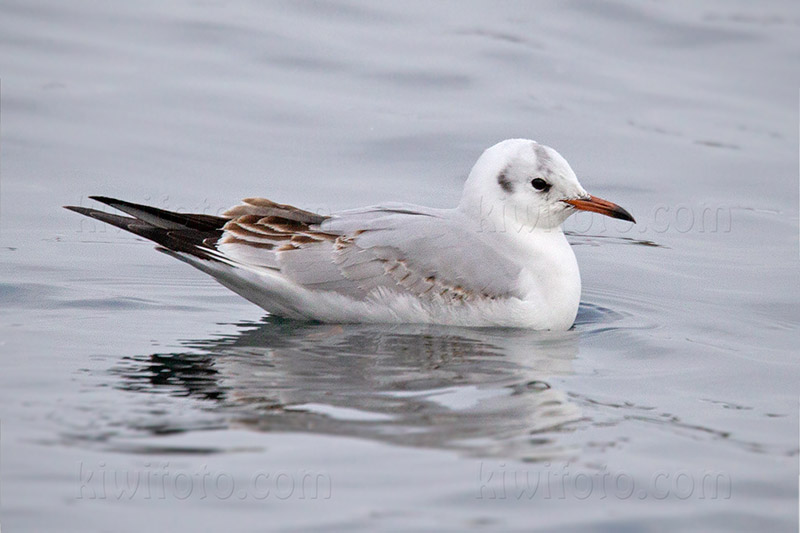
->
113, 316, 589, 461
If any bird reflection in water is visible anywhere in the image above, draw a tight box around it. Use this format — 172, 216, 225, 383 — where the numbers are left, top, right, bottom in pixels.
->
113, 313, 595, 462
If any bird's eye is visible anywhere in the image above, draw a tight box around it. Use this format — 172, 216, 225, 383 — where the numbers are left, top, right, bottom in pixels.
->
531, 178, 550, 191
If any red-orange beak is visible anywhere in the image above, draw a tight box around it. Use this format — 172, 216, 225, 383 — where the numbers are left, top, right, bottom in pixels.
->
563, 195, 635, 223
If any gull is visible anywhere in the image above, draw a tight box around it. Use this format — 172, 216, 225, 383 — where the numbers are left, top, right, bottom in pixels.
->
65, 139, 634, 330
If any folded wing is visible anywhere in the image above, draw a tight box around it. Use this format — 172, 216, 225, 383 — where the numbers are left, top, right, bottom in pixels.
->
219, 200, 523, 301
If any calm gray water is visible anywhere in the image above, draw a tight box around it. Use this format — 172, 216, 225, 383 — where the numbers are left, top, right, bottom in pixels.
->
1, 1, 798, 531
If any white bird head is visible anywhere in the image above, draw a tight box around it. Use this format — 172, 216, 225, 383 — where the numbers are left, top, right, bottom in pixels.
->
459, 139, 634, 230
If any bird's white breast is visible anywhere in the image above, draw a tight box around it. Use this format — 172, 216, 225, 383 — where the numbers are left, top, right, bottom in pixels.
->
507, 228, 582, 330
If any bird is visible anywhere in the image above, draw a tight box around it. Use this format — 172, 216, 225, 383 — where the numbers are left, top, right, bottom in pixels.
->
65, 139, 634, 330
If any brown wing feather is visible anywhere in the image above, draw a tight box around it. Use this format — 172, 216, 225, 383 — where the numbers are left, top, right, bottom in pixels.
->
221, 198, 328, 225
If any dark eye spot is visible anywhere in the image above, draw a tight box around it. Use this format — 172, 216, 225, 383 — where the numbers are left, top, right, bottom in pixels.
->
497, 171, 514, 193
531, 178, 550, 191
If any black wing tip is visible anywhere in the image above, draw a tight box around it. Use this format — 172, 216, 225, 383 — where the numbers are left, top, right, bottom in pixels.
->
64, 197, 120, 213
65, 197, 224, 262
64, 205, 103, 217
88, 195, 121, 206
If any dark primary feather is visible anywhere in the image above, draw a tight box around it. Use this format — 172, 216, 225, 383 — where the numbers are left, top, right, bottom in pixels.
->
64, 199, 226, 260
88, 196, 227, 231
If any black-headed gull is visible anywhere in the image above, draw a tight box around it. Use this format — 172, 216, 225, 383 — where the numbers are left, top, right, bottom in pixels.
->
65, 139, 634, 329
